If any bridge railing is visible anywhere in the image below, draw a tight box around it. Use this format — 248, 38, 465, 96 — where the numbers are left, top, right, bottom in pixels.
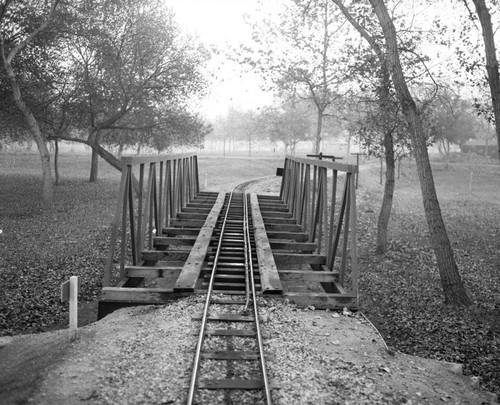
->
103, 153, 199, 286
280, 155, 359, 293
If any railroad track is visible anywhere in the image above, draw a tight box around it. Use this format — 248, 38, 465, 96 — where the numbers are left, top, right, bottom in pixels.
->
186, 186, 273, 404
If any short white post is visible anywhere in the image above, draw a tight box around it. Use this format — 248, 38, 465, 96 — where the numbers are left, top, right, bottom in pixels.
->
61, 276, 79, 342
69, 276, 78, 341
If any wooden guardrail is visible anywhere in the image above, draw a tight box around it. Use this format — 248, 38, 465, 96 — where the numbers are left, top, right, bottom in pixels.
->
103, 154, 199, 286
279, 155, 359, 293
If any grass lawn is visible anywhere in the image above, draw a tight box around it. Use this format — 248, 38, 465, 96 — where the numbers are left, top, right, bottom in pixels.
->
0, 151, 499, 396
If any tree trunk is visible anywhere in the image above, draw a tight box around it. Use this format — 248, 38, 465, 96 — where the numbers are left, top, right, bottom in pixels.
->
370, 0, 472, 307
376, 131, 395, 254
314, 107, 323, 154
332, 0, 397, 255
54, 138, 60, 185
89, 148, 99, 182
90, 141, 123, 172
471, 0, 500, 162
445, 139, 450, 170
2, 55, 54, 210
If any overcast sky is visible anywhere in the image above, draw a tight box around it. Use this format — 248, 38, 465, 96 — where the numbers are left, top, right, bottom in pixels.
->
166, 0, 273, 119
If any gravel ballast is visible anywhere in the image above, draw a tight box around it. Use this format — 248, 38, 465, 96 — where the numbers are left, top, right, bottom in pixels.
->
1, 295, 496, 405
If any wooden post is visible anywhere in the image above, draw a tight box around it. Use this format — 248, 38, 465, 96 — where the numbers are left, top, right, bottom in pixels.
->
380, 157, 383, 185
61, 276, 79, 342
351, 153, 364, 189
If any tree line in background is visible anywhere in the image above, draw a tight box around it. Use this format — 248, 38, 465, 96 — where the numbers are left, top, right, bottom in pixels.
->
0, 0, 211, 209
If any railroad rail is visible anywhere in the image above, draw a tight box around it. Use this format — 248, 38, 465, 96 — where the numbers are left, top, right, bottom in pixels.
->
187, 188, 272, 404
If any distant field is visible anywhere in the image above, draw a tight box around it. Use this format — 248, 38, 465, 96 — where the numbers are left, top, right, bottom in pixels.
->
1, 151, 499, 395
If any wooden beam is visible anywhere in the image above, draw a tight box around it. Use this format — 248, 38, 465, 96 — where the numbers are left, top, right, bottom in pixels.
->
278, 269, 338, 282
101, 287, 192, 303
250, 193, 283, 294
169, 219, 206, 228
258, 205, 290, 212
264, 223, 303, 232
141, 250, 190, 262
283, 155, 358, 173
153, 236, 197, 247
266, 231, 309, 241
262, 211, 294, 219
176, 212, 209, 220
125, 266, 183, 278
269, 241, 316, 252
121, 153, 196, 166
274, 253, 326, 266
182, 207, 212, 214
257, 195, 282, 201
261, 217, 297, 225
162, 227, 200, 236
174, 192, 226, 292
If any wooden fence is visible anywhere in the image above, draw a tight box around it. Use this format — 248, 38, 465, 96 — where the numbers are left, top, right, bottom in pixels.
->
103, 154, 199, 286
279, 155, 359, 292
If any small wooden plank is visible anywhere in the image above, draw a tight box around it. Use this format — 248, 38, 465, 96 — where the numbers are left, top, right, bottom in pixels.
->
264, 223, 303, 232
257, 195, 283, 201
261, 217, 297, 224
198, 379, 263, 389
205, 329, 256, 337
278, 269, 339, 282
141, 250, 190, 262
270, 241, 316, 252
125, 266, 182, 278
193, 314, 255, 322
250, 193, 283, 294
257, 205, 289, 212
201, 351, 259, 360
181, 207, 212, 213
101, 287, 192, 303
274, 253, 326, 266
176, 212, 208, 220
153, 236, 197, 247
266, 231, 308, 242
210, 299, 246, 305
196, 191, 219, 197
283, 155, 358, 173
169, 219, 206, 228
262, 211, 294, 219
174, 193, 226, 292
162, 227, 200, 236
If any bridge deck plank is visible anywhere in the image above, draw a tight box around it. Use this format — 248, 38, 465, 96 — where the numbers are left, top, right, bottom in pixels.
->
174, 192, 226, 292
250, 193, 283, 294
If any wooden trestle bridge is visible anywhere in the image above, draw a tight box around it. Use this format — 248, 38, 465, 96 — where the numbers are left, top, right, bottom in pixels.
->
97, 153, 359, 319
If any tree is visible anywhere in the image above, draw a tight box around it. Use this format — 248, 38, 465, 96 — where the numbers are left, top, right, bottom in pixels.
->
332, 0, 407, 254
240, 0, 347, 153
463, 0, 500, 162
260, 100, 313, 154
369, 0, 472, 306
56, 0, 209, 180
424, 93, 479, 167
0, 0, 61, 209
